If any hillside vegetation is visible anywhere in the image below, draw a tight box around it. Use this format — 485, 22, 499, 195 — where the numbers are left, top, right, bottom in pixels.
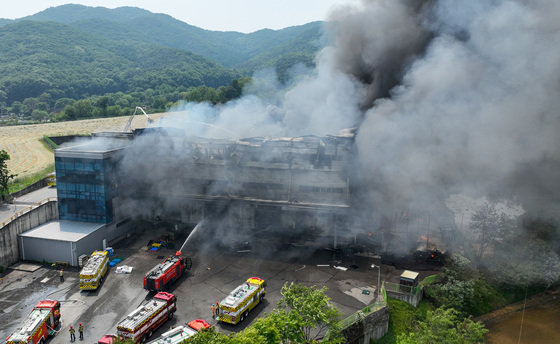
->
0, 4, 323, 123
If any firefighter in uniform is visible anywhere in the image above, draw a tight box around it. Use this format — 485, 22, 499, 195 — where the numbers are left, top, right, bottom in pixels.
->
69, 325, 76, 341
210, 303, 216, 319
78, 323, 84, 340
60, 269, 64, 282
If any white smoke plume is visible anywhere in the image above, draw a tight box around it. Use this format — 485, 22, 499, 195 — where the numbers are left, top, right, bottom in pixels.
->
114, 0, 560, 277
355, 0, 560, 218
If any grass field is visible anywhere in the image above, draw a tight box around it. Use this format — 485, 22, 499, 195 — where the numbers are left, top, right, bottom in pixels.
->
0, 113, 167, 180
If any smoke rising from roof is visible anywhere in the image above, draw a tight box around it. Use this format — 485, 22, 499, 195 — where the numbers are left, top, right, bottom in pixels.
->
355, 0, 560, 217
115, 0, 560, 279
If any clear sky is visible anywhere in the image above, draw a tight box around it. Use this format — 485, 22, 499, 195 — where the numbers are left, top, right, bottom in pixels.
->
0, 0, 357, 33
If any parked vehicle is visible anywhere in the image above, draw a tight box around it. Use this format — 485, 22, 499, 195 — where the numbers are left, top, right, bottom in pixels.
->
6, 300, 61, 344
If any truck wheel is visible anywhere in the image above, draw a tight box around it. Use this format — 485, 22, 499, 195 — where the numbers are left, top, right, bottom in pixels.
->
240, 314, 244, 322
168, 311, 174, 319
245, 311, 249, 319
147, 330, 153, 338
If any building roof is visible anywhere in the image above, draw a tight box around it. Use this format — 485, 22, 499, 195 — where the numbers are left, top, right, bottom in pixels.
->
19, 220, 104, 242
400, 270, 419, 281
55, 137, 127, 159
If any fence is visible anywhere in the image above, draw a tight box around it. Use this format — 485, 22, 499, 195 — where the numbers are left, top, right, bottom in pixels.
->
384, 281, 424, 307
0, 197, 56, 228
340, 282, 388, 330
383, 281, 422, 295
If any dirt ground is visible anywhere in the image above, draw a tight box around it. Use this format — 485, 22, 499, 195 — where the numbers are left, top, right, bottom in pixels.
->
478, 286, 560, 344
0, 113, 168, 178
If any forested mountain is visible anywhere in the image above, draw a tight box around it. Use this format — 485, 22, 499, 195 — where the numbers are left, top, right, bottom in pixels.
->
0, 20, 238, 104
0, 4, 324, 123
10, 4, 324, 70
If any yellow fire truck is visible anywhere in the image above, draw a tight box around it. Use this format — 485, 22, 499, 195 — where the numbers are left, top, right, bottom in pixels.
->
216, 277, 266, 325
79, 250, 109, 290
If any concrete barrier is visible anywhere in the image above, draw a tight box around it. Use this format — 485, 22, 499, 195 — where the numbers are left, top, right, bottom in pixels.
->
338, 286, 390, 344
0, 200, 58, 269
8, 178, 49, 200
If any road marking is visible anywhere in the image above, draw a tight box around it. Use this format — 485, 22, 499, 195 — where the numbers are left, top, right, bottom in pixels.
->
41, 277, 51, 283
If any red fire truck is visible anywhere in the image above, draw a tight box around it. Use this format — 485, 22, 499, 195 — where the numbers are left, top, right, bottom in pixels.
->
146, 319, 210, 344
116, 292, 177, 343
143, 252, 192, 291
6, 300, 61, 344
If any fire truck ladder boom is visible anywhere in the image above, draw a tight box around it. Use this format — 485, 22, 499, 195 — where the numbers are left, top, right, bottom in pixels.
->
124, 106, 152, 132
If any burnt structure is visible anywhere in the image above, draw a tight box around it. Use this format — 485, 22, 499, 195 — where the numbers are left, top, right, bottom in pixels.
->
52, 128, 356, 250
117, 129, 356, 246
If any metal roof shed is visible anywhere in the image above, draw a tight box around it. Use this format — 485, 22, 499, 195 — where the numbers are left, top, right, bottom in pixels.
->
19, 220, 106, 267
399, 270, 419, 287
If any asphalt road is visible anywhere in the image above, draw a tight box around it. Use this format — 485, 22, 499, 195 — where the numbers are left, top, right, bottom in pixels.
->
0, 227, 393, 343
0, 186, 57, 225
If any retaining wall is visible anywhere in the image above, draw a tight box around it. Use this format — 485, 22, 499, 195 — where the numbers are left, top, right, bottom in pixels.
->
0, 200, 58, 268
8, 178, 49, 199
386, 288, 423, 307
342, 305, 390, 344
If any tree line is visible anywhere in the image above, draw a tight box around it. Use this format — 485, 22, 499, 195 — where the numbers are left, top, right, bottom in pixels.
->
0, 77, 251, 124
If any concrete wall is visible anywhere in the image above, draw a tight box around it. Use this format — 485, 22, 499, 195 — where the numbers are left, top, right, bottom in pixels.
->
9, 178, 48, 199
0, 201, 58, 268
20, 237, 72, 265
75, 227, 108, 265
386, 289, 423, 307
341, 306, 390, 344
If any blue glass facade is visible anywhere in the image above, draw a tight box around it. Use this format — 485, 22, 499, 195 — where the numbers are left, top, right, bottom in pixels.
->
55, 155, 116, 223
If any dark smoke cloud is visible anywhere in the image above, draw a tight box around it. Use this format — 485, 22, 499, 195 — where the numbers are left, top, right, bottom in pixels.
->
114, 0, 560, 275
356, 0, 560, 218
326, 0, 432, 104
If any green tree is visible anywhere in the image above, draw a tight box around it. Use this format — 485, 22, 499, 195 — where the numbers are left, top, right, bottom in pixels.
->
9, 101, 23, 116
54, 98, 75, 112
470, 202, 514, 260
152, 96, 167, 111
96, 96, 109, 116
189, 327, 231, 344
424, 254, 505, 316
0, 150, 17, 201
73, 99, 94, 119
276, 282, 344, 343
31, 109, 49, 122
397, 307, 487, 344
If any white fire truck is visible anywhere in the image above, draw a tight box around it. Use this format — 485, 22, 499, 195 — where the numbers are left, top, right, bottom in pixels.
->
6, 300, 61, 344
216, 277, 266, 325
117, 292, 177, 343
146, 319, 210, 344
80, 250, 109, 290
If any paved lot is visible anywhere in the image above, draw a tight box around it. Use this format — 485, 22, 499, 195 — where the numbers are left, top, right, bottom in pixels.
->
0, 186, 57, 225
0, 225, 405, 343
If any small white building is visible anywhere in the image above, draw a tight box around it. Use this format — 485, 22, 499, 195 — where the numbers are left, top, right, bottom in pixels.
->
18, 220, 107, 266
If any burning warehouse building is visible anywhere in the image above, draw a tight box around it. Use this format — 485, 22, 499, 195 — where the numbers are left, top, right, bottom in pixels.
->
116, 128, 356, 246
50, 127, 357, 255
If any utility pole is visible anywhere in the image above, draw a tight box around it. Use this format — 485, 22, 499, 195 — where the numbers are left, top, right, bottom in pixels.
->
371, 264, 381, 299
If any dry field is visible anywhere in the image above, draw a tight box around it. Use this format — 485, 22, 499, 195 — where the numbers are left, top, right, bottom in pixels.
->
0, 113, 168, 178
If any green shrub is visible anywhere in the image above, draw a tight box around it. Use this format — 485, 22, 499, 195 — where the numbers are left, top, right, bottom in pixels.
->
372, 298, 431, 344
